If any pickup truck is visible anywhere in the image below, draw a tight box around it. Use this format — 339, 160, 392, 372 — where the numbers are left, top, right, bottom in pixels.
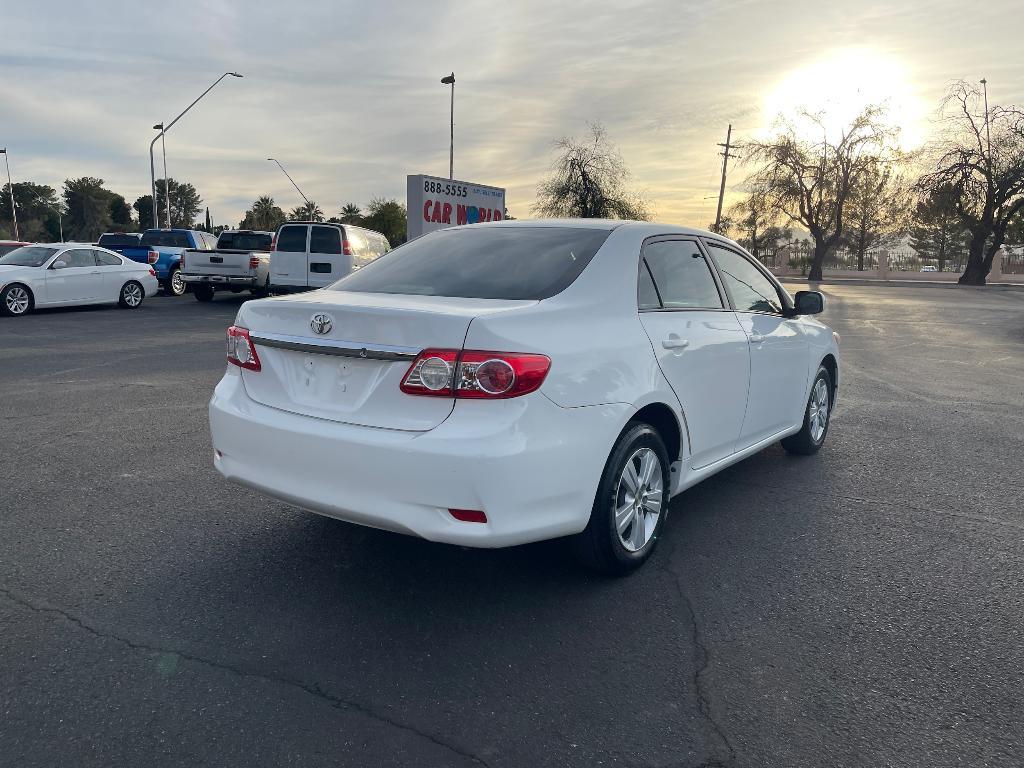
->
122, 229, 218, 295
180, 230, 273, 302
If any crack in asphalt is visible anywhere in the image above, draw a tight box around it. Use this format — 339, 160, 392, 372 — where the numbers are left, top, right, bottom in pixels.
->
659, 536, 736, 768
0, 586, 492, 768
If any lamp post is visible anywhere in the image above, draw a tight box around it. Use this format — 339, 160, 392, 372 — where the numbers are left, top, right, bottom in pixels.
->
267, 158, 311, 208
149, 71, 243, 229
0, 148, 18, 240
441, 72, 455, 179
153, 123, 171, 229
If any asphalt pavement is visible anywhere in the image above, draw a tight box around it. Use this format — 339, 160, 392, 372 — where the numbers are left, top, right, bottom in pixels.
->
1, 284, 1022, 767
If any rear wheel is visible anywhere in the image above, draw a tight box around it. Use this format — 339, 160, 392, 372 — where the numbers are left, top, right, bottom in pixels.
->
165, 268, 186, 296
194, 284, 215, 302
118, 280, 145, 308
1, 283, 33, 316
572, 422, 670, 575
781, 365, 833, 455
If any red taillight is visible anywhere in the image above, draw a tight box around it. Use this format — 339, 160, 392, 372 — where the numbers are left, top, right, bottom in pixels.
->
249, 256, 259, 269
449, 509, 488, 523
149, 267, 157, 277
343, 238, 353, 256
226, 326, 261, 372
271, 234, 278, 251
147, 249, 159, 264
400, 349, 550, 399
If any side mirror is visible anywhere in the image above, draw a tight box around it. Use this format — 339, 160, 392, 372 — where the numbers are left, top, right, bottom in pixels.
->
794, 290, 825, 315
51, 259, 67, 270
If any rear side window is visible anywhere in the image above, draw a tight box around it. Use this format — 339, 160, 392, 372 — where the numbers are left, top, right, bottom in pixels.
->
276, 225, 308, 252
96, 250, 122, 266
310, 226, 342, 255
333, 226, 611, 300
642, 240, 723, 309
705, 243, 783, 314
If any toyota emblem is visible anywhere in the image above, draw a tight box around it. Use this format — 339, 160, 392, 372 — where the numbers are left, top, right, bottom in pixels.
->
310, 313, 333, 335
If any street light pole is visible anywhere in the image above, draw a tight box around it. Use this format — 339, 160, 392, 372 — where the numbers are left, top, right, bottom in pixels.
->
149, 71, 243, 229
0, 149, 18, 240
267, 158, 311, 208
441, 73, 455, 179
154, 123, 171, 229
981, 78, 992, 161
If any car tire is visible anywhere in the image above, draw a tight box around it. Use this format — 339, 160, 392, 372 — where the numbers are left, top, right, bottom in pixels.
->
118, 280, 145, 309
194, 284, 215, 302
572, 422, 671, 576
165, 268, 186, 296
0, 283, 33, 317
781, 365, 833, 455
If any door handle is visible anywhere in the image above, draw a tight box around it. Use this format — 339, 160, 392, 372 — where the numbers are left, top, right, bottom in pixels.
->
662, 337, 690, 350
748, 333, 766, 344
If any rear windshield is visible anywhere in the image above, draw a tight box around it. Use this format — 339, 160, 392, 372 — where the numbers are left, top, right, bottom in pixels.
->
97, 233, 140, 248
140, 231, 192, 248
332, 226, 611, 300
217, 232, 272, 251
0, 246, 58, 267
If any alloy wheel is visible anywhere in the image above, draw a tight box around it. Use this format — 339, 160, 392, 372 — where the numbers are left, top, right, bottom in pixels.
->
808, 378, 830, 443
123, 283, 143, 307
170, 271, 185, 295
5, 286, 30, 315
615, 447, 664, 552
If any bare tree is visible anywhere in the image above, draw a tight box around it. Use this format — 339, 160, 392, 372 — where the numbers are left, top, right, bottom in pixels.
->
534, 122, 649, 220
726, 184, 786, 255
841, 158, 911, 270
917, 82, 1024, 285
743, 107, 899, 281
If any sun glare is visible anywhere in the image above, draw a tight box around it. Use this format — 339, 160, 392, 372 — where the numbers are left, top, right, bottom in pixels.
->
762, 47, 927, 148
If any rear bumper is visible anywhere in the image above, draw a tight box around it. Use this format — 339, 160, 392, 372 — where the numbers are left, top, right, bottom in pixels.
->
182, 273, 258, 287
209, 370, 630, 548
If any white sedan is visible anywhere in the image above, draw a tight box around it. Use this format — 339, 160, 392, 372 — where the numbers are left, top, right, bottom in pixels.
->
0, 244, 159, 316
209, 221, 840, 574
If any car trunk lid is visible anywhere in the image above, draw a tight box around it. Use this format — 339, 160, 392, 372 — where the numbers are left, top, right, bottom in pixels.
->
237, 291, 536, 431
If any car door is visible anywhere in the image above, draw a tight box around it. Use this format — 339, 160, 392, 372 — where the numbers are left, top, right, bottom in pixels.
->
95, 248, 128, 300
637, 238, 751, 469
45, 248, 104, 303
704, 241, 809, 446
308, 225, 350, 288
270, 224, 309, 288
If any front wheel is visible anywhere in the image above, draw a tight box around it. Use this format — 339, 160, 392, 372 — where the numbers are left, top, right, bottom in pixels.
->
1, 283, 33, 316
781, 365, 833, 455
118, 280, 145, 309
194, 284, 215, 302
165, 268, 186, 296
572, 422, 670, 575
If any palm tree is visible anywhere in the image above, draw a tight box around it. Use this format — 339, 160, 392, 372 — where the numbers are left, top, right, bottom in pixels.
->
290, 201, 324, 222
339, 202, 362, 224
242, 196, 285, 230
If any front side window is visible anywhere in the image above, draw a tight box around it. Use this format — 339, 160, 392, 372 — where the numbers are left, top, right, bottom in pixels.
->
310, 226, 342, 255
642, 240, 723, 309
60, 249, 97, 268
276, 225, 308, 252
705, 243, 783, 314
332, 226, 611, 301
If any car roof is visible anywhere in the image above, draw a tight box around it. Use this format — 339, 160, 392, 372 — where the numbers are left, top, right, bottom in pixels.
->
449, 219, 747, 249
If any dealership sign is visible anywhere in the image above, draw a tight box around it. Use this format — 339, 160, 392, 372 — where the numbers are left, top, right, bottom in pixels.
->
406, 174, 506, 240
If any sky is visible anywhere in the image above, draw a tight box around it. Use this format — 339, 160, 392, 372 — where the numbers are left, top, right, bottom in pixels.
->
2, 0, 1022, 229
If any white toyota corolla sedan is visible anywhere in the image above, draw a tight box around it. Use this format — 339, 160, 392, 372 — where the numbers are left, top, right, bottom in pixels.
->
0, 244, 159, 316
210, 221, 840, 573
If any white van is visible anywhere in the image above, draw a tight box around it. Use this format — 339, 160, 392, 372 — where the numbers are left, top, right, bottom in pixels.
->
270, 221, 391, 291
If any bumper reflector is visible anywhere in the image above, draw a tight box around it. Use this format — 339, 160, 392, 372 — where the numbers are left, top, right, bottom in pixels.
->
449, 509, 487, 523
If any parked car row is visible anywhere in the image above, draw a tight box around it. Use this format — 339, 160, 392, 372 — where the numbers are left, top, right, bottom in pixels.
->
0, 220, 392, 315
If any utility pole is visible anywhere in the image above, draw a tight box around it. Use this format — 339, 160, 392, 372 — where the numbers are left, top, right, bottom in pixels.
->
441, 73, 455, 180
714, 124, 738, 233
0, 149, 18, 240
